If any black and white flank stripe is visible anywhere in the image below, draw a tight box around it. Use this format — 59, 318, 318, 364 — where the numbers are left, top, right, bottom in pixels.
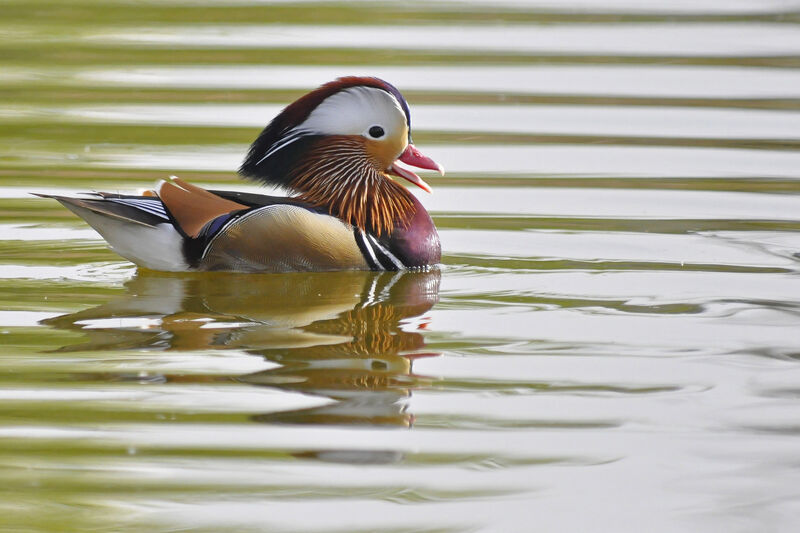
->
355, 228, 404, 271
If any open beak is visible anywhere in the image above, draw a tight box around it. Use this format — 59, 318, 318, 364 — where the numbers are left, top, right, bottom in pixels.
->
388, 144, 444, 194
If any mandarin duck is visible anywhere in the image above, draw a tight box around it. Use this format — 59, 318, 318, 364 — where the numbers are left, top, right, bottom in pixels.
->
39, 77, 443, 272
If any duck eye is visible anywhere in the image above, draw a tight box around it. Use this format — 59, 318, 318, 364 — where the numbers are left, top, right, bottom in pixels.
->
368, 125, 385, 138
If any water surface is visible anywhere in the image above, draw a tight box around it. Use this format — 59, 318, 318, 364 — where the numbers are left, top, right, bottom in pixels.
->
2, 1, 800, 531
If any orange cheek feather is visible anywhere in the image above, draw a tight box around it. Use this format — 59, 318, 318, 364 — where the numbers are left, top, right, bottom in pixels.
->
364, 135, 407, 171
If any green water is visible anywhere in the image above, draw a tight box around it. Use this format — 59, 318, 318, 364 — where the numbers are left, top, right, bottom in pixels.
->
2, 1, 800, 531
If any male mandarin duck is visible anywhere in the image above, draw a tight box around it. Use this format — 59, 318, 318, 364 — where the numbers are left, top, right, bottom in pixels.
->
39, 77, 443, 272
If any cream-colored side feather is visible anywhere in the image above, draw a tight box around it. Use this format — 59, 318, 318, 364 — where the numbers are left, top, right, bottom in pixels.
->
199, 204, 369, 272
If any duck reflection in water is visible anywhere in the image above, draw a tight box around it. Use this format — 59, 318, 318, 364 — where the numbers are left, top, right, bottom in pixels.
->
43, 270, 440, 430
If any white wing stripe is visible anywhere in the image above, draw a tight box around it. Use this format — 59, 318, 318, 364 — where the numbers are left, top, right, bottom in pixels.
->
110, 198, 169, 219
124, 199, 168, 216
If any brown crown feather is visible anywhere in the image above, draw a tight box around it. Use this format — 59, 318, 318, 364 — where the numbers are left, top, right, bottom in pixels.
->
287, 136, 416, 237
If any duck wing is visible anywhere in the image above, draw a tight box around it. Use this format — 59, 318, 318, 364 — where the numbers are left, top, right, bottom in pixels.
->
33, 192, 170, 228
157, 177, 248, 238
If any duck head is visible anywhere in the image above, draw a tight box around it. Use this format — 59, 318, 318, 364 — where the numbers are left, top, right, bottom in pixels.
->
239, 76, 443, 236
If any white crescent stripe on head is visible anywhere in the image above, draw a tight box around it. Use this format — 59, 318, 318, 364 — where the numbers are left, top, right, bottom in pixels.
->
254, 128, 313, 166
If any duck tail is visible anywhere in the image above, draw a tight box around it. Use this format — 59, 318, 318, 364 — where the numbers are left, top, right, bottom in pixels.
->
34, 193, 188, 271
